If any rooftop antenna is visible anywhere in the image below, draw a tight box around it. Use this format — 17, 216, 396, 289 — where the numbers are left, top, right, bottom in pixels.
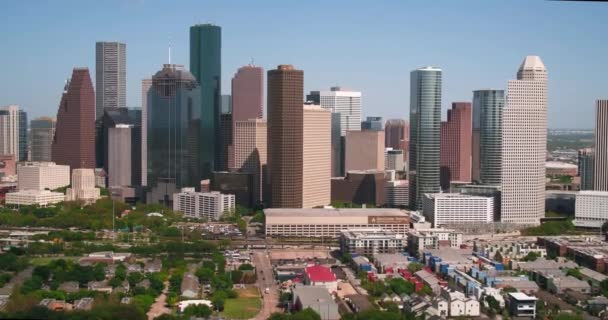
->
168, 33, 172, 64
250, 57, 255, 67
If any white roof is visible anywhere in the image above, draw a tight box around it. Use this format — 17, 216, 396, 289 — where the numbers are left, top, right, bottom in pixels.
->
508, 292, 537, 301
519, 56, 546, 71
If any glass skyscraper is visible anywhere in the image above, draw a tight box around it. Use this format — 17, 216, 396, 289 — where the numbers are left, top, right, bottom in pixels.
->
409, 67, 442, 209
473, 89, 504, 185
147, 64, 202, 204
190, 24, 221, 179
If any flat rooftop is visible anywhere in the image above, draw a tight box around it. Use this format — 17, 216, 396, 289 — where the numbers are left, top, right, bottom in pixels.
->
508, 292, 537, 301
265, 208, 410, 217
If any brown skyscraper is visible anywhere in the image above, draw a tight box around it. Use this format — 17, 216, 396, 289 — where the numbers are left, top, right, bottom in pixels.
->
267, 65, 303, 208
52, 68, 96, 169
440, 102, 472, 189
232, 65, 264, 121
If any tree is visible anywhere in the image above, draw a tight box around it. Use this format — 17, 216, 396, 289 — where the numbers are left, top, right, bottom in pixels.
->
211, 295, 225, 311
238, 263, 254, 271
566, 268, 583, 280
183, 304, 212, 318
485, 295, 501, 312
502, 286, 518, 293
388, 278, 415, 295
494, 251, 504, 263
407, 262, 424, 273
521, 251, 540, 262
127, 272, 145, 288
196, 268, 214, 283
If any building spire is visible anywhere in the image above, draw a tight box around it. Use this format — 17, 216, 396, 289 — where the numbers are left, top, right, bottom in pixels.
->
168, 33, 172, 64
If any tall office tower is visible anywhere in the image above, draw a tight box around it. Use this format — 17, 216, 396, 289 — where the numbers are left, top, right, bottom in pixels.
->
190, 24, 221, 178
95, 42, 126, 119
385, 119, 409, 150
219, 113, 233, 171
440, 102, 472, 189
473, 89, 504, 185
18, 110, 27, 161
330, 113, 343, 177
232, 65, 264, 121
221, 95, 232, 114
99, 108, 141, 187
409, 67, 442, 210
52, 68, 96, 169
307, 87, 362, 135
107, 124, 141, 187
233, 119, 267, 203
501, 56, 548, 225
362, 116, 383, 131
345, 130, 385, 172
0, 105, 22, 160
302, 105, 331, 208
147, 64, 202, 204
30, 117, 56, 161
267, 65, 304, 208
141, 79, 152, 186
594, 100, 608, 191
578, 148, 595, 191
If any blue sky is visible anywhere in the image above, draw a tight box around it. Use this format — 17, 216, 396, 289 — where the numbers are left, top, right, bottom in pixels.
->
1, 0, 607, 128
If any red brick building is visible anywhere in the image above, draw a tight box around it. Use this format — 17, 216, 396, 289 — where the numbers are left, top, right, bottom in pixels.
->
440, 102, 472, 190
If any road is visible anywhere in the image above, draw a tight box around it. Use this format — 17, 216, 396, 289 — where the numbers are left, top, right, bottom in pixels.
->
147, 281, 170, 320
251, 250, 280, 320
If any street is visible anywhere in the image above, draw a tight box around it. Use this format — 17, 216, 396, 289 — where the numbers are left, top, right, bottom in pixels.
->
251, 250, 280, 320
147, 281, 170, 320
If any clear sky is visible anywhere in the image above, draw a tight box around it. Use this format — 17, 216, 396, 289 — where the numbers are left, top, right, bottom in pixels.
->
1, 0, 606, 128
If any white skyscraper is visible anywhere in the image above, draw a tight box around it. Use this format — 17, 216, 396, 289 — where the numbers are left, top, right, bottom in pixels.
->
594, 100, 608, 191
302, 105, 331, 208
0, 105, 20, 158
501, 56, 548, 225
96, 41, 127, 119
309, 87, 362, 136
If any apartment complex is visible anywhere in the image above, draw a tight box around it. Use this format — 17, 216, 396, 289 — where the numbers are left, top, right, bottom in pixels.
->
422, 193, 494, 227
173, 188, 235, 220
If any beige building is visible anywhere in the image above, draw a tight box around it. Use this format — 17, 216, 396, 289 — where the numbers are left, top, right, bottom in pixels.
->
345, 130, 384, 172
17, 162, 70, 191
66, 169, 101, 204
232, 119, 267, 202
6, 190, 65, 207
303, 105, 331, 208
265, 208, 411, 238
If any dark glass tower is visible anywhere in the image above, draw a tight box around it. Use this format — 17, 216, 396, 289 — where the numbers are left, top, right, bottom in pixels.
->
18, 110, 27, 161
473, 89, 504, 185
409, 67, 442, 209
190, 24, 221, 179
147, 64, 202, 204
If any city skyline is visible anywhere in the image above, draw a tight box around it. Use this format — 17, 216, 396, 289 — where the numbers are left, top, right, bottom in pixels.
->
1, 0, 606, 129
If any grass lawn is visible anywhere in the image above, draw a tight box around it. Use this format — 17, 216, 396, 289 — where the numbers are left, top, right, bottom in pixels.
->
222, 287, 262, 319
30, 256, 79, 266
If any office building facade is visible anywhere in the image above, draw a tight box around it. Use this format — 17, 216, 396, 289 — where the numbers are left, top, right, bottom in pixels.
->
17, 162, 70, 191
440, 102, 472, 189
308, 87, 361, 135
190, 24, 221, 178
173, 188, 235, 220
345, 130, 385, 172
362, 116, 383, 131
473, 89, 504, 185
573, 191, 608, 229
267, 65, 304, 208
409, 67, 442, 209
30, 117, 55, 162
501, 56, 548, 225
52, 68, 96, 170
107, 124, 141, 187
594, 100, 608, 191
331, 112, 343, 177
578, 148, 594, 191
303, 105, 331, 208
232, 119, 267, 203
0, 105, 26, 161
232, 65, 263, 121
331, 170, 387, 206
141, 78, 152, 186
385, 118, 409, 151
95, 42, 126, 119
66, 168, 101, 204
422, 193, 494, 227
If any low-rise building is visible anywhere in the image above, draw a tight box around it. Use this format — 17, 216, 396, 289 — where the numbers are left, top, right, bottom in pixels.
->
422, 193, 493, 227
181, 273, 200, 298
292, 285, 340, 320
373, 253, 411, 273
547, 275, 591, 294
344, 294, 373, 313
265, 208, 411, 238
144, 258, 162, 273
573, 191, 608, 229
5, 189, 65, 206
17, 162, 70, 190
507, 292, 537, 318
173, 188, 236, 220
304, 265, 338, 293
407, 228, 463, 256
87, 281, 112, 294
441, 289, 480, 317
66, 169, 101, 204
73, 297, 94, 311
340, 228, 407, 256
416, 270, 442, 295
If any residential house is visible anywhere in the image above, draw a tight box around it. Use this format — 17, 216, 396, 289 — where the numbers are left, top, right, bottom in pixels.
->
292, 285, 340, 320
304, 265, 338, 293
73, 297, 94, 311
87, 281, 113, 294
181, 273, 200, 298
145, 258, 162, 273
58, 281, 80, 294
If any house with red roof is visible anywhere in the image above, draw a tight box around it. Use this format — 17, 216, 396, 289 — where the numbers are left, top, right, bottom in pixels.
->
304, 265, 338, 293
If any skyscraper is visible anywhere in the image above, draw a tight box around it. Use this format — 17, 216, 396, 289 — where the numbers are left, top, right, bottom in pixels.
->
385, 119, 409, 150
190, 24, 221, 178
99, 108, 141, 187
578, 148, 594, 191
303, 105, 331, 208
30, 117, 56, 162
233, 119, 267, 203
307, 87, 362, 135
409, 67, 442, 209
0, 105, 26, 161
232, 65, 264, 121
146, 64, 202, 204
141, 78, 152, 186
95, 42, 126, 119
345, 131, 385, 172
219, 113, 233, 171
473, 89, 504, 185
594, 100, 608, 191
361, 116, 383, 131
440, 102, 472, 189
52, 68, 96, 170
330, 113, 343, 177
267, 65, 303, 208
501, 56, 548, 225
